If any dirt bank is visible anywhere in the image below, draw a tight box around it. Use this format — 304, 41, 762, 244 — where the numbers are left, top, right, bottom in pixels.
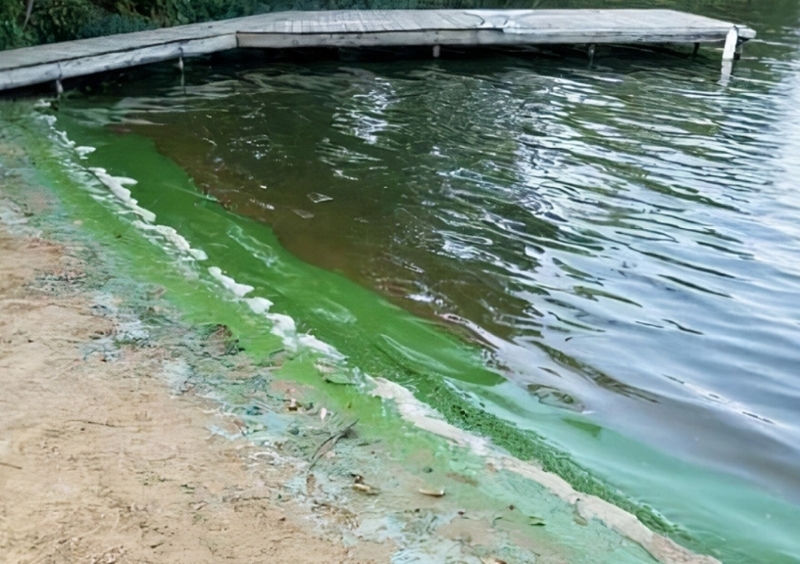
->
0, 200, 389, 563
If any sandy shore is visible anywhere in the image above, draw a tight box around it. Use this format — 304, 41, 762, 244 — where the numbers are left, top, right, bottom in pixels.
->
0, 195, 389, 562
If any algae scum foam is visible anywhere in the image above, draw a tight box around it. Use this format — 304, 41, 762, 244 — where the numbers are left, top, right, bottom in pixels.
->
5, 4, 800, 560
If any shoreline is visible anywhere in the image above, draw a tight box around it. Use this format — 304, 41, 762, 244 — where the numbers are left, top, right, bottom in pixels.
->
0, 105, 734, 564
0, 131, 552, 564
0, 172, 391, 562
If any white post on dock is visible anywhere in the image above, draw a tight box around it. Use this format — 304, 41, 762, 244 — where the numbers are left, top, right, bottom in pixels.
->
720, 25, 739, 87
722, 26, 739, 61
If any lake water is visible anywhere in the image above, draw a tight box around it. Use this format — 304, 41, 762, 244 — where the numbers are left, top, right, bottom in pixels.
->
31, 0, 800, 561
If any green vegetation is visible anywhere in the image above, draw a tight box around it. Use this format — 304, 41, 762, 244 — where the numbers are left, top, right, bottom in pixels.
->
1, 0, 261, 48
0, 0, 520, 50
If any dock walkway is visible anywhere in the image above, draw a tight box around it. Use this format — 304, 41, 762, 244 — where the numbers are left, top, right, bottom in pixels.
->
0, 9, 756, 92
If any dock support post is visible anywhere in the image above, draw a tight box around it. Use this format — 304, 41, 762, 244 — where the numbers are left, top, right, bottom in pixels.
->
587, 44, 596, 66
55, 62, 64, 98
432, 45, 441, 58
178, 48, 185, 88
720, 25, 739, 86
722, 26, 739, 61
692, 43, 700, 58
720, 60, 733, 86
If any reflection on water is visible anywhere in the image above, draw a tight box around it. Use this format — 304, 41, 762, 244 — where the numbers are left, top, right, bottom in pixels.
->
61, 0, 800, 560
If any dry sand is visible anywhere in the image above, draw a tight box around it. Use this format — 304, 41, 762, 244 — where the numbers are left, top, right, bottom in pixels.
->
0, 216, 389, 563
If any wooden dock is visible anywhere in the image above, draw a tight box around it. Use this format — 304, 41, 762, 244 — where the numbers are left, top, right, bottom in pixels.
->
0, 9, 756, 93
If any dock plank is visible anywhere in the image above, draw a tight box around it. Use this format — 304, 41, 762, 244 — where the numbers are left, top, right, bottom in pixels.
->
0, 9, 755, 92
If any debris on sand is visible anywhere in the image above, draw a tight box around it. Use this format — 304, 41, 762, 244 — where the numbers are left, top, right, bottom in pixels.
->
309, 419, 358, 469
418, 488, 445, 498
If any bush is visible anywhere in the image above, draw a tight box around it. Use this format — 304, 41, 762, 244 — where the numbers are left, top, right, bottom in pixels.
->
0, 3, 33, 50
76, 13, 154, 39
28, 0, 105, 43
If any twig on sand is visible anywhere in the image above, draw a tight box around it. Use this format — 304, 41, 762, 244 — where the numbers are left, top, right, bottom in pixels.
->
0, 461, 23, 470
67, 419, 119, 428
309, 419, 358, 469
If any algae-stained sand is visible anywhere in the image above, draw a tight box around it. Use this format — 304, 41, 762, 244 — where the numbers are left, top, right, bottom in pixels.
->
0, 103, 727, 564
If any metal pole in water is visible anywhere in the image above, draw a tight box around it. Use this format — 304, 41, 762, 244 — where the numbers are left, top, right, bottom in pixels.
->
588, 44, 596, 66
432, 45, 441, 58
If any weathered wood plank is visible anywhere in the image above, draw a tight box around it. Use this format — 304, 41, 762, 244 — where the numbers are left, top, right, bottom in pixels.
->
0, 9, 756, 92
0, 34, 237, 91
435, 10, 482, 30
237, 27, 745, 51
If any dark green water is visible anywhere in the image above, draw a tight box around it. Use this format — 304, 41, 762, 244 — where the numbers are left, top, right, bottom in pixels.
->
10, 0, 800, 562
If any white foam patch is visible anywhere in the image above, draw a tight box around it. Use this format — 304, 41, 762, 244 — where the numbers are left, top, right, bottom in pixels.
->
266, 313, 296, 339
55, 129, 76, 148
214, 275, 345, 361
208, 266, 254, 297
39, 114, 57, 127
89, 167, 157, 223
75, 146, 96, 159
298, 333, 346, 360
245, 297, 273, 315
134, 221, 208, 261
